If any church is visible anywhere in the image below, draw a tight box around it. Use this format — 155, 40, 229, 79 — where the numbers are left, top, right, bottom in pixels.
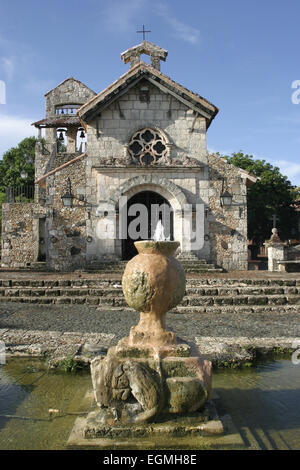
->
1, 40, 257, 272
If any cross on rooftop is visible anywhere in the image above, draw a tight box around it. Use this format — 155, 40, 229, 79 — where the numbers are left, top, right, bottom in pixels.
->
270, 214, 279, 227
137, 25, 151, 41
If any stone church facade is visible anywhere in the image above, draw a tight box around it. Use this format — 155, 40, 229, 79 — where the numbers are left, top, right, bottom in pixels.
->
1, 41, 256, 271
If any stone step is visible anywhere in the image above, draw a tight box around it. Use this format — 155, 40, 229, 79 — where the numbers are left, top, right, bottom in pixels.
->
85, 267, 223, 274
0, 281, 299, 302
186, 286, 300, 296
0, 280, 300, 298
1, 292, 300, 310
182, 294, 300, 306
89, 259, 210, 266
0, 295, 300, 314
2, 278, 300, 288
85, 259, 223, 273
172, 304, 300, 314
2, 285, 299, 297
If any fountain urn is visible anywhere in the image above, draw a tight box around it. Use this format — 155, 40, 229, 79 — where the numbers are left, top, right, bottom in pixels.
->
122, 240, 186, 348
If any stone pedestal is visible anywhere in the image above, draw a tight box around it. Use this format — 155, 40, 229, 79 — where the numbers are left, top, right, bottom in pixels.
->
71, 239, 220, 447
73, 337, 218, 448
89, 338, 212, 428
267, 228, 286, 271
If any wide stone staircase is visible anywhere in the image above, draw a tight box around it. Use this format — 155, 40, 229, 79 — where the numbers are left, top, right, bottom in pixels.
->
25, 253, 223, 274
0, 277, 300, 314
86, 258, 223, 274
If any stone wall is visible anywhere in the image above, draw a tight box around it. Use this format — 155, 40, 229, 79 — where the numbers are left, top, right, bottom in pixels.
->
207, 154, 248, 271
45, 154, 88, 271
85, 82, 207, 168
1, 203, 45, 267
45, 78, 96, 118
83, 83, 211, 263
34, 139, 57, 197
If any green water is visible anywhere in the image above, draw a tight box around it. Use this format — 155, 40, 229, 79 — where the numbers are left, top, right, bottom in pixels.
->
213, 359, 300, 450
0, 357, 299, 450
0, 358, 91, 450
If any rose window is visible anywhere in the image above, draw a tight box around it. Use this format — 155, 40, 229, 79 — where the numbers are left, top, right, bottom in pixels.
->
128, 128, 167, 165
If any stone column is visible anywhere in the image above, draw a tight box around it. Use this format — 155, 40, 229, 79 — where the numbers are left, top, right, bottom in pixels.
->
267, 228, 286, 271
129, 55, 140, 68
66, 126, 78, 153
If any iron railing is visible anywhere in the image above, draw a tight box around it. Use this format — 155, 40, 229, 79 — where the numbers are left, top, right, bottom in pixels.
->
5, 185, 35, 203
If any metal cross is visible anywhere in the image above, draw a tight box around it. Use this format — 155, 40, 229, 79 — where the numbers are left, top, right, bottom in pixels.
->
137, 25, 151, 41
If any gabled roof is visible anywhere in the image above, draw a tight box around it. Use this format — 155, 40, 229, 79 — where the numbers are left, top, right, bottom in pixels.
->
44, 77, 96, 97
77, 62, 218, 128
208, 154, 259, 187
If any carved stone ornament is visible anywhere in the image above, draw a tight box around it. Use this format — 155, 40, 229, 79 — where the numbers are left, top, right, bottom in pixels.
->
128, 128, 168, 166
97, 153, 202, 168
156, 154, 202, 167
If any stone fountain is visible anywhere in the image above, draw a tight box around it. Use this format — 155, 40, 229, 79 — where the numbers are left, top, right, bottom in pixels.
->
68, 228, 225, 448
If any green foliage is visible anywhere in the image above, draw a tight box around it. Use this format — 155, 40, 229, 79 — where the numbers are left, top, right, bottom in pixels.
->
0, 136, 37, 192
52, 356, 86, 373
0, 192, 5, 240
0, 137, 38, 240
214, 360, 253, 369
223, 151, 300, 244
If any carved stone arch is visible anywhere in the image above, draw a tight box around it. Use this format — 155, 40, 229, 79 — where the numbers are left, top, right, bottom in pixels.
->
108, 175, 187, 210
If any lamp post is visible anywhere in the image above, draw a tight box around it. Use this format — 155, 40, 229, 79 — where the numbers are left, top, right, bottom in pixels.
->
61, 178, 92, 212
61, 177, 74, 208
220, 178, 233, 207
20, 169, 28, 180
220, 190, 233, 207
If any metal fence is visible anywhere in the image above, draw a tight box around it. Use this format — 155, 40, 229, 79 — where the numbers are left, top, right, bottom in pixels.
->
5, 185, 35, 203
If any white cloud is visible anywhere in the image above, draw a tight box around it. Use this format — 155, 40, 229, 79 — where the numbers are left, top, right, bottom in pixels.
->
207, 147, 233, 156
1, 57, 15, 80
103, 0, 146, 32
23, 77, 55, 96
0, 114, 37, 158
271, 159, 300, 187
102, 0, 200, 44
155, 2, 200, 44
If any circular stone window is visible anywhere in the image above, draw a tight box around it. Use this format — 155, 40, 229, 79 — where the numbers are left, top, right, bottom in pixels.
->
128, 128, 167, 166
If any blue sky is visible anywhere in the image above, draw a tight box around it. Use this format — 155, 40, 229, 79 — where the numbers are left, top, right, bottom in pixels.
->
1, 0, 300, 185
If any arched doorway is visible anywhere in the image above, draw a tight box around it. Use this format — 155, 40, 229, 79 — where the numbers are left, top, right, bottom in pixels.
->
122, 190, 174, 260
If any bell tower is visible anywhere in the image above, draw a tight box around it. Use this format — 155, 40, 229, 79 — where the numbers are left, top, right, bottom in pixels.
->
121, 40, 168, 71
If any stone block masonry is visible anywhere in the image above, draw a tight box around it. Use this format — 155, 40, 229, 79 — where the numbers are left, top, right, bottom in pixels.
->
207, 154, 248, 271
46, 155, 88, 271
1, 203, 45, 268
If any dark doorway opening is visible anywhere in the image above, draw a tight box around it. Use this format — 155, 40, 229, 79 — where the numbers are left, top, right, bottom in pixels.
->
38, 218, 46, 262
121, 190, 174, 260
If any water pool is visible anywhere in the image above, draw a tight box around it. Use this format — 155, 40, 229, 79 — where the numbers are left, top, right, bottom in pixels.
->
0, 357, 299, 450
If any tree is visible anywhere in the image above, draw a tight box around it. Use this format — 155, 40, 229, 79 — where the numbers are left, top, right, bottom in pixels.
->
0, 136, 37, 241
223, 152, 300, 244
0, 136, 37, 192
